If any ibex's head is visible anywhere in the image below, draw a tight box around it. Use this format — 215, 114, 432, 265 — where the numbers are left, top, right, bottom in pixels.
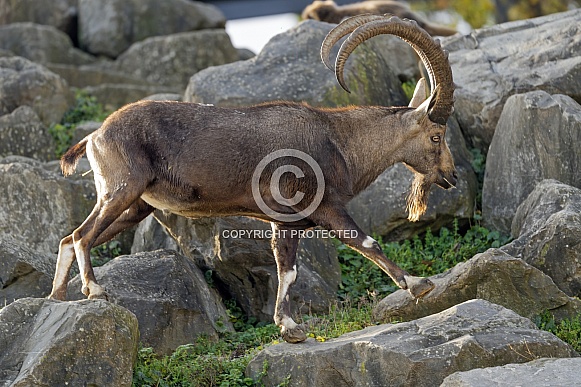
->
321, 15, 457, 222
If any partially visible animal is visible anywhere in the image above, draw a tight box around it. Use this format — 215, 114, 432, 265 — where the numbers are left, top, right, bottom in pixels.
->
302, 0, 458, 36
48, 15, 456, 344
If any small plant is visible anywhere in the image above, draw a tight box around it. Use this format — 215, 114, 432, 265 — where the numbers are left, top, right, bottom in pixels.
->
90, 240, 122, 267
132, 324, 281, 386
534, 310, 581, 352
49, 91, 110, 158
402, 79, 418, 101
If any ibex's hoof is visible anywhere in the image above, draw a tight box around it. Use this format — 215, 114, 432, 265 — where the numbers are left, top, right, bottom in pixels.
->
88, 291, 109, 301
405, 275, 435, 299
281, 325, 307, 343
82, 284, 108, 301
47, 290, 67, 301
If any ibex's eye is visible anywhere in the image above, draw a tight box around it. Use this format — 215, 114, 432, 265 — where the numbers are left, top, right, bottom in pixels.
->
431, 135, 441, 143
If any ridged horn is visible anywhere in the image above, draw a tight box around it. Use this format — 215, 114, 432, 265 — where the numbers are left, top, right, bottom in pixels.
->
320, 14, 386, 71
323, 15, 455, 125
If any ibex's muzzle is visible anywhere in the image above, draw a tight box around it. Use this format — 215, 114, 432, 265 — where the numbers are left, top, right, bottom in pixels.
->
437, 169, 458, 189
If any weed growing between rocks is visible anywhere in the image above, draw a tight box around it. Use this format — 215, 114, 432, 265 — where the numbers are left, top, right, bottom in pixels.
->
48, 91, 110, 158
534, 311, 581, 353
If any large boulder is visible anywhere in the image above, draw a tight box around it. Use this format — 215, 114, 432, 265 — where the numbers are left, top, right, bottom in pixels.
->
0, 106, 55, 161
134, 213, 342, 323
482, 91, 581, 234
347, 117, 477, 241
372, 248, 581, 323
246, 299, 577, 387
0, 156, 95, 254
82, 83, 177, 111
444, 9, 581, 151
67, 250, 234, 355
0, 235, 55, 304
114, 29, 239, 89
441, 358, 581, 387
0, 56, 73, 126
0, 22, 95, 66
0, 298, 138, 387
185, 20, 409, 108
0, 0, 78, 38
46, 62, 158, 88
503, 180, 581, 298
78, 0, 226, 58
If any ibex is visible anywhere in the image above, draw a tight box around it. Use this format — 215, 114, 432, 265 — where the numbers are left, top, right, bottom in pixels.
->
302, 0, 458, 36
49, 15, 457, 343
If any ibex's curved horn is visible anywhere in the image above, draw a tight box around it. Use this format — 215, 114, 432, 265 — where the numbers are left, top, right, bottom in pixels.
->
325, 16, 455, 125
320, 14, 386, 71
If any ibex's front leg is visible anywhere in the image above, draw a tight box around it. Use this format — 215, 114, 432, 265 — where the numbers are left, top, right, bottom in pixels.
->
313, 207, 434, 298
271, 223, 307, 343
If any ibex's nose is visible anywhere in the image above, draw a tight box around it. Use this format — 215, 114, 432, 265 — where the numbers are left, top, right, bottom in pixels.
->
448, 170, 458, 188
439, 169, 457, 189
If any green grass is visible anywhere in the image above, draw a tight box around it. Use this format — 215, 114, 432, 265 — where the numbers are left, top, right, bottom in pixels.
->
49, 91, 110, 158
132, 221, 513, 386
534, 311, 581, 353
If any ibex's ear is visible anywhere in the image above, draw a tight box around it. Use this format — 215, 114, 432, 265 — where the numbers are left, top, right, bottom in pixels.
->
408, 78, 428, 108
410, 84, 441, 124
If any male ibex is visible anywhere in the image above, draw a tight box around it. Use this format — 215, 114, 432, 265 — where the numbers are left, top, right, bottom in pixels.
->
302, 0, 458, 36
49, 15, 456, 343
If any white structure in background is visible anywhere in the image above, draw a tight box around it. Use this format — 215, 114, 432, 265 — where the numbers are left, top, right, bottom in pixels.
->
226, 13, 298, 54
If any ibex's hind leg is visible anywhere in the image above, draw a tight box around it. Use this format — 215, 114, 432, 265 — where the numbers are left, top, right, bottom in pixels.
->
49, 234, 76, 300
72, 184, 149, 300
49, 198, 154, 301
312, 207, 434, 298
271, 223, 307, 343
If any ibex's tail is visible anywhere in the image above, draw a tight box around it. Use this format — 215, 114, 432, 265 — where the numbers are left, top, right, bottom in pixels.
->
61, 137, 88, 177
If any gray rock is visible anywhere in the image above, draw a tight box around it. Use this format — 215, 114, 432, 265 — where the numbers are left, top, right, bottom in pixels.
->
444, 9, 581, 151
72, 120, 101, 144
67, 250, 234, 355
0, 105, 55, 161
78, 0, 226, 58
83, 83, 177, 111
0, 235, 55, 304
482, 91, 581, 234
0, 298, 138, 387
0, 156, 95, 254
347, 117, 477, 241
0, 0, 78, 38
185, 20, 408, 108
135, 213, 341, 323
441, 358, 581, 387
0, 22, 95, 66
502, 180, 581, 298
131, 214, 179, 253
372, 248, 581, 323
46, 62, 153, 88
0, 56, 73, 126
246, 299, 577, 387
115, 29, 239, 89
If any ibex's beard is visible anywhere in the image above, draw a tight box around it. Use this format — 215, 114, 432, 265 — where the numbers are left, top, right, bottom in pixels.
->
406, 174, 431, 222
